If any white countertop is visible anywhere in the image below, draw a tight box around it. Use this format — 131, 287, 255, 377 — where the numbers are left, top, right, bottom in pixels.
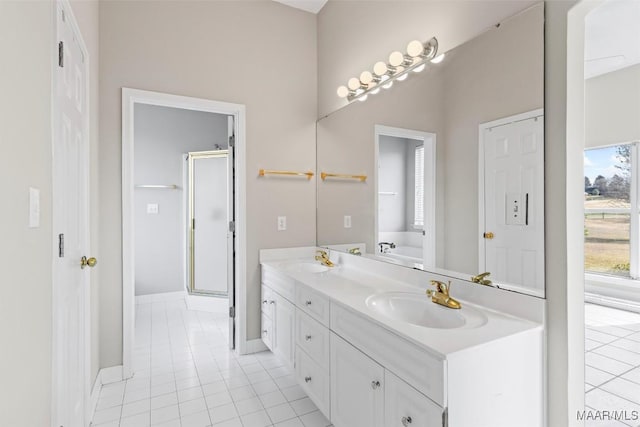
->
261, 258, 543, 358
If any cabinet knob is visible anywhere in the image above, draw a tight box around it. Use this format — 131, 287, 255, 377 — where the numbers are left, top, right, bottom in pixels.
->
371, 380, 381, 390
262, 300, 267, 304
305, 335, 312, 341
269, 300, 275, 305
262, 330, 267, 336
402, 416, 413, 426
305, 376, 312, 383
305, 300, 312, 306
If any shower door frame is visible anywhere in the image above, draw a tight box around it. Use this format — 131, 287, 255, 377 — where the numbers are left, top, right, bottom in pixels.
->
187, 150, 231, 296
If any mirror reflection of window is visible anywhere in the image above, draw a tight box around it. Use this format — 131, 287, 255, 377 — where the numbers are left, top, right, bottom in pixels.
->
414, 145, 424, 229
584, 143, 635, 278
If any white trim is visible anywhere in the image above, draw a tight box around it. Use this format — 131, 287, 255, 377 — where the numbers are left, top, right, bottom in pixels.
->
121, 88, 248, 378
51, 1, 92, 425
478, 108, 544, 291
585, 273, 640, 304
88, 372, 101, 422
245, 338, 269, 354
100, 365, 124, 385
585, 293, 640, 314
373, 125, 436, 268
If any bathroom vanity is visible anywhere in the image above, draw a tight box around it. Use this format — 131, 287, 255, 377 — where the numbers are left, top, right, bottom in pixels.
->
260, 248, 544, 427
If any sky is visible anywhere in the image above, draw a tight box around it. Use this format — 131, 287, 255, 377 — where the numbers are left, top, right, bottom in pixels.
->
584, 145, 628, 184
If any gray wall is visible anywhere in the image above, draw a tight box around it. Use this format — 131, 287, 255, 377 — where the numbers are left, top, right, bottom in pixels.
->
585, 64, 640, 148
133, 104, 228, 296
99, 1, 317, 367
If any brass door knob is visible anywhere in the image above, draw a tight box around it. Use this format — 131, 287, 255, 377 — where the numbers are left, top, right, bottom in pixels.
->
81, 256, 97, 269
483, 232, 495, 239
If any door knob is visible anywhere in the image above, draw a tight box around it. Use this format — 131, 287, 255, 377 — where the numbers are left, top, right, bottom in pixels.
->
81, 256, 97, 269
483, 232, 494, 239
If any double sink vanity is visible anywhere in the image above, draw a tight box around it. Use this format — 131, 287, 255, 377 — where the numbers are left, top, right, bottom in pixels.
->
260, 247, 543, 427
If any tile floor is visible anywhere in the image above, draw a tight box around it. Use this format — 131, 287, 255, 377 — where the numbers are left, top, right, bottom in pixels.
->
585, 303, 640, 426
91, 297, 333, 427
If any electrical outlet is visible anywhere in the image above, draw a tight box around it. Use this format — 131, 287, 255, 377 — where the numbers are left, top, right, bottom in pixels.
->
344, 215, 352, 229
277, 216, 287, 231
147, 203, 159, 214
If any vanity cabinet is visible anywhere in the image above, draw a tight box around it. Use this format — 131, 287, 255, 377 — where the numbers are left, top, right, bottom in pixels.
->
260, 283, 295, 369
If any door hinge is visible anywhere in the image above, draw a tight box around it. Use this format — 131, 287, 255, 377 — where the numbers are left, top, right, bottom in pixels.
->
228, 135, 235, 148
58, 233, 65, 258
442, 408, 448, 427
229, 221, 235, 233
192, 219, 195, 230
229, 306, 236, 318
58, 41, 64, 67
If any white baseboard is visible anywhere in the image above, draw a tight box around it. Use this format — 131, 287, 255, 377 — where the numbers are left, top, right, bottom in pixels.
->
585, 293, 640, 314
244, 338, 269, 354
88, 365, 124, 423
186, 293, 229, 313
135, 291, 186, 305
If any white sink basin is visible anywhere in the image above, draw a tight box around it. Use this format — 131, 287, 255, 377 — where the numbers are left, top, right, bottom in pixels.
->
366, 292, 488, 329
281, 261, 330, 274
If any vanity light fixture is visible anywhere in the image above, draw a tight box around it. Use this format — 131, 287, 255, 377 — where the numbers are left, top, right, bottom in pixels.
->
337, 37, 439, 102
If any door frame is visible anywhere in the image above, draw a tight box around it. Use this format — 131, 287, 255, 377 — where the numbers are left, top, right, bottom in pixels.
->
51, 0, 92, 423
478, 108, 544, 295
374, 125, 436, 268
121, 88, 247, 379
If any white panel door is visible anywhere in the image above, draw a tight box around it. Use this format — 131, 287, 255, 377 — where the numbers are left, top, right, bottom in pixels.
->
330, 333, 384, 427
482, 113, 544, 290
52, 2, 90, 426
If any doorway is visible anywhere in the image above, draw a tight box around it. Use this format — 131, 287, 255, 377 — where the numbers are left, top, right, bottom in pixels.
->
122, 89, 247, 379
374, 125, 436, 269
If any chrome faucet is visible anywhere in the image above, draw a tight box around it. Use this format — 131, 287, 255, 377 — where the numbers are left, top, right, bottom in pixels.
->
315, 250, 335, 267
378, 242, 396, 253
427, 280, 461, 309
471, 272, 492, 286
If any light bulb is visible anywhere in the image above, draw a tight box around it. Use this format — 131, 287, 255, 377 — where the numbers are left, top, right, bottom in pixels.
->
406, 40, 424, 57
360, 71, 374, 85
373, 61, 389, 76
348, 77, 361, 91
430, 53, 445, 64
388, 51, 405, 67
336, 86, 350, 98
412, 63, 426, 73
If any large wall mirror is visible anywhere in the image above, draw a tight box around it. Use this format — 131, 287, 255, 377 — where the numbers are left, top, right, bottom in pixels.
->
316, 3, 545, 298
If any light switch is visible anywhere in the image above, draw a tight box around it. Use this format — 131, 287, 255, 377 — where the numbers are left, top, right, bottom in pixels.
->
344, 215, 352, 229
147, 203, 159, 214
277, 216, 287, 231
29, 187, 40, 228
505, 193, 525, 226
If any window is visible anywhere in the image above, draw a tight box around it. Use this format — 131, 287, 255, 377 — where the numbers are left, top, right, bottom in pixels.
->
584, 143, 637, 279
414, 145, 424, 227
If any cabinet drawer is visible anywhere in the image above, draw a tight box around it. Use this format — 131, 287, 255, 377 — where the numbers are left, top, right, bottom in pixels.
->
296, 345, 330, 419
261, 285, 275, 319
331, 303, 445, 406
262, 265, 295, 302
295, 285, 330, 326
384, 371, 442, 427
261, 312, 273, 351
296, 310, 330, 370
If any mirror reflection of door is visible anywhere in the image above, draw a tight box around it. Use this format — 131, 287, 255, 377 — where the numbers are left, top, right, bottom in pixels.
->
375, 126, 436, 269
480, 109, 544, 291
188, 151, 230, 296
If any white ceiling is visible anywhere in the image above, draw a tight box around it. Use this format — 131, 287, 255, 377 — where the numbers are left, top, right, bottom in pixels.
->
273, 0, 328, 14
585, 0, 640, 79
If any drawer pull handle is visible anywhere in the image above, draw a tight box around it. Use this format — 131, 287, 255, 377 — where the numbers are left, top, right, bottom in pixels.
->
402, 416, 413, 426
371, 380, 381, 390
305, 300, 312, 306
305, 335, 312, 341
305, 376, 312, 383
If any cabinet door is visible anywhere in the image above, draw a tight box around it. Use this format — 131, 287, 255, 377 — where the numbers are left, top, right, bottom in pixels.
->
384, 371, 442, 427
273, 293, 295, 369
330, 333, 384, 427
261, 312, 273, 351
